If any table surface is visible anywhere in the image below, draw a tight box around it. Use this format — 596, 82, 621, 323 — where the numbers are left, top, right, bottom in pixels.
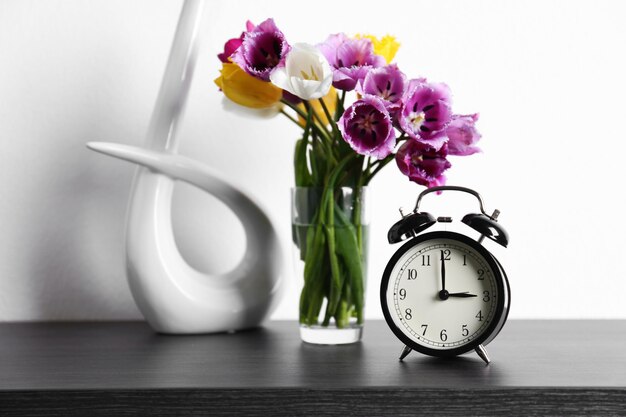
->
1, 319, 625, 390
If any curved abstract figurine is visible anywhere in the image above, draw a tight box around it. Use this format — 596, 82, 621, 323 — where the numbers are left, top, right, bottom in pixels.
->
87, 0, 283, 333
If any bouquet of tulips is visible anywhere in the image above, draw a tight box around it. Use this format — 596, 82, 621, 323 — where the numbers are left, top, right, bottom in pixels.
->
215, 19, 481, 329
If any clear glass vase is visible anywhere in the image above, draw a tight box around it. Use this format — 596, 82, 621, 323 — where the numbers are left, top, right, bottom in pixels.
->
291, 186, 369, 344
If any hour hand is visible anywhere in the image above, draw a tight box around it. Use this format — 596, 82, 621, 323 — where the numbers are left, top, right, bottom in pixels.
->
448, 292, 477, 298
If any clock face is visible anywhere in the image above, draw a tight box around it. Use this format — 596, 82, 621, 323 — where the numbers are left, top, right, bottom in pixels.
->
381, 231, 507, 356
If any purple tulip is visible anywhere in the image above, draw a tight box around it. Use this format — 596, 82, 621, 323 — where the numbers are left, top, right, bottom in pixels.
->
339, 95, 396, 159
396, 140, 451, 187
231, 18, 290, 81
218, 36, 243, 63
218, 21, 256, 63
398, 80, 452, 150
446, 113, 482, 156
317, 33, 348, 67
358, 64, 406, 112
318, 35, 385, 91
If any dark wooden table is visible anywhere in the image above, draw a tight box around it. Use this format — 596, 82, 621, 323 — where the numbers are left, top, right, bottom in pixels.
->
1, 320, 625, 416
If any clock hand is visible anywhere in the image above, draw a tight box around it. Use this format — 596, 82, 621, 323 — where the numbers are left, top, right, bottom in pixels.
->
448, 292, 477, 298
438, 250, 447, 300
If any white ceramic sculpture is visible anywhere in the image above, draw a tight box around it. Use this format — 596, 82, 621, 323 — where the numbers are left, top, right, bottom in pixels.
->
87, 0, 283, 334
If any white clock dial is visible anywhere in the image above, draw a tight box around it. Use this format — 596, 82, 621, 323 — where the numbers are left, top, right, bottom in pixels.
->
385, 237, 498, 351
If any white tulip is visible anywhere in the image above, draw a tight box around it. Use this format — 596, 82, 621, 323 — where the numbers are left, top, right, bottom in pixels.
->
270, 43, 333, 101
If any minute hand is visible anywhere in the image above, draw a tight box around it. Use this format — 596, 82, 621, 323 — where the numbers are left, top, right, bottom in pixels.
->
448, 292, 477, 298
440, 251, 446, 292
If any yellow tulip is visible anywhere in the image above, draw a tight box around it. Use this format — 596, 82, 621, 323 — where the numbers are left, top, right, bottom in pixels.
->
297, 87, 338, 127
356, 34, 400, 64
214, 63, 283, 109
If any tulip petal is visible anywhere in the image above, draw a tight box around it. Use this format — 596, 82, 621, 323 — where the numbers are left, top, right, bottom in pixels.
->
215, 62, 282, 109
446, 114, 482, 156
318, 35, 386, 91
269, 43, 332, 101
396, 140, 451, 187
339, 95, 396, 160
398, 79, 453, 149
231, 18, 290, 81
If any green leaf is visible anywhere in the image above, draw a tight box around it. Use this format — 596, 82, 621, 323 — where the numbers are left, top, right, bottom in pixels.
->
309, 147, 320, 186
334, 203, 365, 324
298, 155, 359, 326
317, 187, 342, 319
300, 197, 330, 326
294, 107, 313, 187
324, 222, 344, 319
334, 91, 345, 121
294, 138, 312, 187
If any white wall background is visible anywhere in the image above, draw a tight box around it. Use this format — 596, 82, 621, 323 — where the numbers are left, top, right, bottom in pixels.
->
1, 0, 626, 321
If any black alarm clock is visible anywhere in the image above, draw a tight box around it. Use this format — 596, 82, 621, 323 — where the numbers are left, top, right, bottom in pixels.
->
380, 186, 510, 364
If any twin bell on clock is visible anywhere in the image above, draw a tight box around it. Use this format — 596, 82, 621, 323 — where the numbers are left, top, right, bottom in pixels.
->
380, 186, 510, 364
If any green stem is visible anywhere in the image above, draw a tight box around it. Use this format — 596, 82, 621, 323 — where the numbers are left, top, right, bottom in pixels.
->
328, 154, 357, 187
333, 90, 346, 121
333, 199, 365, 325
303, 101, 338, 164
306, 101, 326, 125
396, 133, 409, 143
313, 134, 335, 164
353, 186, 363, 255
283, 99, 337, 165
281, 99, 333, 146
318, 98, 340, 137
364, 155, 394, 184
300, 152, 363, 328
323, 188, 342, 323
280, 98, 307, 118
323, 154, 358, 325
280, 109, 301, 127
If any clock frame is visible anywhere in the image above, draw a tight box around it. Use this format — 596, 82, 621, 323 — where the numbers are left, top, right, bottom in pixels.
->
379, 186, 510, 364
380, 231, 510, 360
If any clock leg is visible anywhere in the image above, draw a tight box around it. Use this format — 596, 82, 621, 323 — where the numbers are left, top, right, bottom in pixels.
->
399, 345, 413, 361
475, 344, 491, 365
